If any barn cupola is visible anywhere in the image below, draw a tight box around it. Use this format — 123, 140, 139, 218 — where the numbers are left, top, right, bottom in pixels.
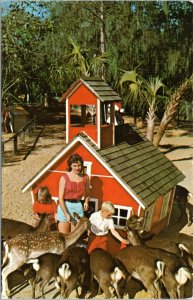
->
60, 77, 122, 149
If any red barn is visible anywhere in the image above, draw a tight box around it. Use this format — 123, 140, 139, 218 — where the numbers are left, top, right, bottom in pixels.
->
22, 77, 185, 256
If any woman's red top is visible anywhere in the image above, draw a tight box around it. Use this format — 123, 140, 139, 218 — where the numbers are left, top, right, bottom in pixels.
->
62, 173, 88, 200
33, 200, 57, 223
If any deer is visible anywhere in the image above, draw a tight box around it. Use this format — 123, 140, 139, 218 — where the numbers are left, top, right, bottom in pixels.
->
174, 185, 193, 226
116, 243, 165, 298
29, 246, 90, 299
58, 246, 90, 298
25, 246, 90, 299
158, 232, 193, 256
127, 215, 191, 261
152, 233, 193, 269
1, 213, 90, 299
29, 253, 61, 299
90, 248, 128, 299
126, 227, 192, 298
2, 213, 51, 241
1, 214, 51, 296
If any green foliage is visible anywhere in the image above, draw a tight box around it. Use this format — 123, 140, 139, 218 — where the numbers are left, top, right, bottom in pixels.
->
119, 69, 165, 120
2, 0, 193, 106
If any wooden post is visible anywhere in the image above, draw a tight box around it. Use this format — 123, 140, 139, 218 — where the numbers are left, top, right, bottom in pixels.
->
28, 123, 32, 137
33, 118, 36, 130
26, 126, 30, 138
21, 130, 25, 144
13, 135, 18, 154
2, 142, 5, 163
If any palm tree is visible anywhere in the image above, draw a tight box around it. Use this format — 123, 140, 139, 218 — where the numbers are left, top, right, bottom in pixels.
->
145, 77, 164, 142
88, 51, 109, 77
119, 69, 147, 124
154, 76, 193, 147
67, 37, 109, 78
67, 37, 89, 77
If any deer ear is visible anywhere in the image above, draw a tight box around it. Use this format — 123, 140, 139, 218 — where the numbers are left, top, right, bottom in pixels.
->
138, 217, 144, 223
73, 212, 80, 220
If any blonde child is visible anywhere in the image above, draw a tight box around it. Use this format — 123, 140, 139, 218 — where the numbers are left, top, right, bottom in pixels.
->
33, 186, 57, 230
87, 201, 129, 254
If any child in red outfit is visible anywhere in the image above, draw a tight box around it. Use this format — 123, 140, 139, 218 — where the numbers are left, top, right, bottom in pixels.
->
33, 186, 57, 230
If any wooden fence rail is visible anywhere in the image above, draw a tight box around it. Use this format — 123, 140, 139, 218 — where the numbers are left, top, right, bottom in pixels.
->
2, 116, 37, 161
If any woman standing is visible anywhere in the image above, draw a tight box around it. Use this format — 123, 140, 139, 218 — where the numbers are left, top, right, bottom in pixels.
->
57, 153, 90, 234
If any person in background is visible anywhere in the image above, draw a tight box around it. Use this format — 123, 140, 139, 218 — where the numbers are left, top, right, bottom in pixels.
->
57, 153, 90, 234
33, 186, 57, 230
87, 201, 129, 254
3, 110, 12, 133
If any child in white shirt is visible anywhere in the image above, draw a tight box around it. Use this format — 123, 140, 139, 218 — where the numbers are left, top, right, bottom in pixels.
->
87, 201, 128, 254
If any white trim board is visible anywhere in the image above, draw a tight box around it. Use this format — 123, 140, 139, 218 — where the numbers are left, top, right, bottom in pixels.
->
48, 170, 113, 179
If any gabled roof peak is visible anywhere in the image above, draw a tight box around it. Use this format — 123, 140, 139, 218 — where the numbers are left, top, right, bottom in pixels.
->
60, 77, 122, 103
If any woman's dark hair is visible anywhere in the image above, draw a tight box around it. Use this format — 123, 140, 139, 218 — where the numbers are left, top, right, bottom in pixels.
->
67, 153, 84, 172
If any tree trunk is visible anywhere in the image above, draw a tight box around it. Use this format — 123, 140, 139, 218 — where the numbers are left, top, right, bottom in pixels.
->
99, 1, 105, 78
133, 107, 137, 124
154, 79, 191, 147
146, 104, 156, 143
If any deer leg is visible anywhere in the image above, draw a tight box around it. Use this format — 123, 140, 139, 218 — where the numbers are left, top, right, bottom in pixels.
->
2, 262, 24, 298
78, 272, 89, 298
64, 280, 77, 298
31, 276, 40, 299
112, 281, 122, 299
63, 287, 75, 298
98, 281, 111, 299
40, 286, 45, 299
97, 285, 102, 295
60, 281, 67, 298
39, 279, 49, 299
138, 273, 161, 299
140, 277, 160, 298
32, 285, 35, 299
177, 285, 184, 299
162, 280, 178, 299
153, 280, 162, 298
186, 207, 191, 226
54, 275, 61, 290
161, 270, 179, 299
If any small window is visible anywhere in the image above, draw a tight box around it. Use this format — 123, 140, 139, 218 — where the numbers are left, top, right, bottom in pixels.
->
144, 204, 154, 231
160, 191, 171, 220
112, 205, 133, 229
83, 161, 92, 177
70, 105, 96, 127
83, 161, 92, 188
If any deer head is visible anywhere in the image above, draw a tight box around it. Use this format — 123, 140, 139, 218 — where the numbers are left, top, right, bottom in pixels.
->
126, 215, 144, 231
34, 213, 51, 232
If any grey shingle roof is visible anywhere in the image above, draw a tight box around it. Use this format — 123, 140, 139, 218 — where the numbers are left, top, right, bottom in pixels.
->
79, 124, 185, 207
83, 77, 122, 102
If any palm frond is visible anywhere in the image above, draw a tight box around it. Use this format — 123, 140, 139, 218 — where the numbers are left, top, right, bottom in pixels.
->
119, 70, 137, 87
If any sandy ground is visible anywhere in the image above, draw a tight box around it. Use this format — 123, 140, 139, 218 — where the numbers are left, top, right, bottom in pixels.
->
1, 113, 193, 298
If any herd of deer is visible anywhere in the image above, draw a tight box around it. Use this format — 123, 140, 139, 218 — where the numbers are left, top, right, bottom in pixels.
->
1, 212, 193, 299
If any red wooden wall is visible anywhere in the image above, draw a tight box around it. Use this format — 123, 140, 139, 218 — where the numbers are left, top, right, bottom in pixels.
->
32, 142, 139, 212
